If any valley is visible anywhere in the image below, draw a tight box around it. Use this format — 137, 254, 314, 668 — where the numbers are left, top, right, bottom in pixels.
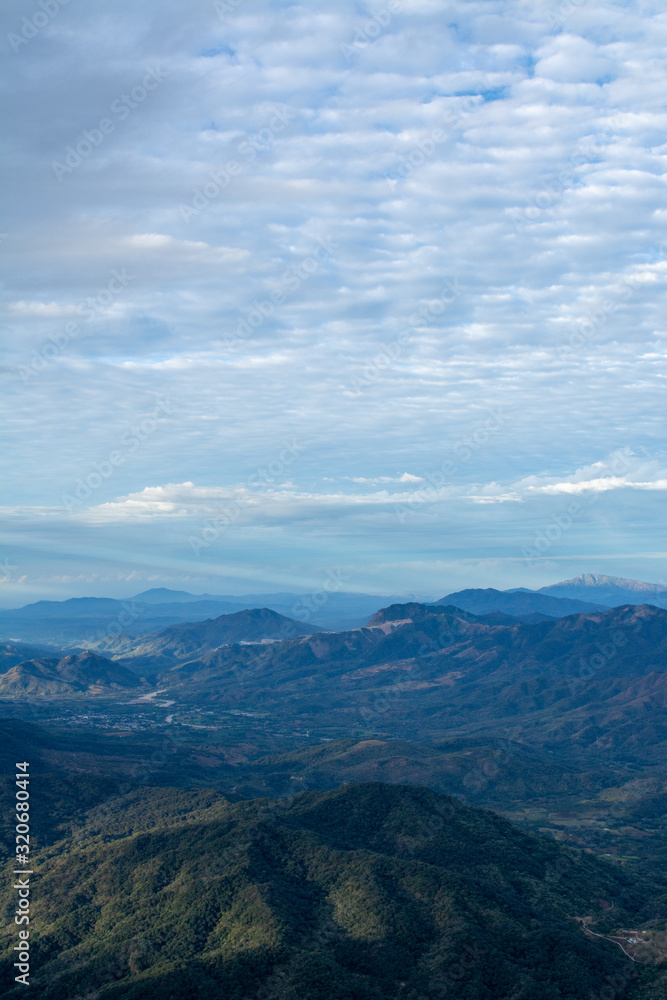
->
0, 576, 665, 997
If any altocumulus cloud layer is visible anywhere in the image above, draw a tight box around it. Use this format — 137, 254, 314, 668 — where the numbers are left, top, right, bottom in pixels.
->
1, 0, 666, 603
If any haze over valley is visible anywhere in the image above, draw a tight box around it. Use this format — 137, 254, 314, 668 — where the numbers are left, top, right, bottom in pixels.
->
1, 573, 666, 995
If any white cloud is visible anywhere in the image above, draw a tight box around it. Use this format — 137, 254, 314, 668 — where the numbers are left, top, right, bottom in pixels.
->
7, 301, 84, 317
534, 35, 615, 84
6, 451, 663, 531
1, 0, 666, 597
349, 473, 424, 484
517, 453, 667, 497
528, 476, 667, 495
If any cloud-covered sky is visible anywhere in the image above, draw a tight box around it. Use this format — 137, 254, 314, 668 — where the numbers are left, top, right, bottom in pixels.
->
1, 0, 666, 605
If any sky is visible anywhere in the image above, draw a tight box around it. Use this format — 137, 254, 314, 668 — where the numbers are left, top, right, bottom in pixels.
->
1, 0, 666, 607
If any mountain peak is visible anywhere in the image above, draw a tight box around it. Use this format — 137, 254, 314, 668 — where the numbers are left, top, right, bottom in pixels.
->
131, 588, 205, 603
539, 574, 667, 608
552, 573, 657, 588
96, 606, 323, 667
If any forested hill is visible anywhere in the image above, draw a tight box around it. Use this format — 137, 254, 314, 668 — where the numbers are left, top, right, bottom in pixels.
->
1, 781, 662, 999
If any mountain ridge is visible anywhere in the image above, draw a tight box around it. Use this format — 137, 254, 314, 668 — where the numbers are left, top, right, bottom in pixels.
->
537, 574, 667, 608
0, 780, 656, 999
433, 587, 606, 617
2, 576, 665, 645
157, 602, 667, 761
88, 607, 324, 669
0, 650, 142, 696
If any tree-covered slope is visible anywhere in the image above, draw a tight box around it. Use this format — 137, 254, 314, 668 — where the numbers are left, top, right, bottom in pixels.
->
1, 782, 661, 999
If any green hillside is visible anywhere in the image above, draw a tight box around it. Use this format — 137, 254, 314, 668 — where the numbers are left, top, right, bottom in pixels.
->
1, 718, 665, 889
1, 782, 663, 999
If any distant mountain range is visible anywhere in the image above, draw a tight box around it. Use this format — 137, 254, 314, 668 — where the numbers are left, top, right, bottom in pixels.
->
534, 573, 667, 608
0, 780, 656, 999
434, 587, 606, 617
0, 574, 664, 647
149, 601, 666, 762
0, 587, 664, 771
0, 589, 422, 644
2, 599, 665, 766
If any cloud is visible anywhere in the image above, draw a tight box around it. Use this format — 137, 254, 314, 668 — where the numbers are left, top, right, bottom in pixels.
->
8, 301, 85, 317
534, 34, 616, 84
517, 453, 667, 497
5, 451, 664, 531
528, 477, 667, 495
1, 0, 665, 599
349, 473, 424, 484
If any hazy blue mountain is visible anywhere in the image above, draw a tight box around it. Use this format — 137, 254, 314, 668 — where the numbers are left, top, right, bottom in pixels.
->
1, 597, 123, 619
0, 590, 423, 644
1, 576, 664, 662
434, 587, 606, 617
0, 641, 64, 673
3, 599, 665, 768
98, 607, 324, 669
536, 574, 667, 609
130, 588, 221, 603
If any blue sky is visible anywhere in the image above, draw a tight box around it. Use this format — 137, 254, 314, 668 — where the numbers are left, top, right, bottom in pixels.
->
1, 0, 666, 606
